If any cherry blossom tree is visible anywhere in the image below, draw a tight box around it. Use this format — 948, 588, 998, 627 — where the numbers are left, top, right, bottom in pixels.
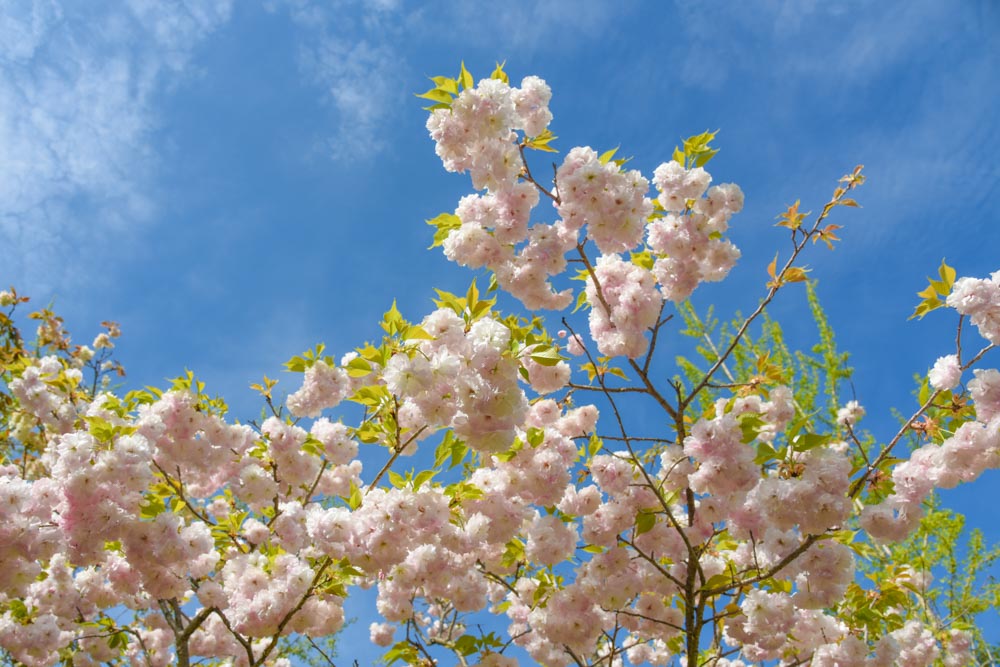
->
1, 63, 998, 666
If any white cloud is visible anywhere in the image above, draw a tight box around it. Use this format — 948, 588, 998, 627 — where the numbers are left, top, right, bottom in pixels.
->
266, 0, 618, 162
298, 33, 398, 160
0, 0, 232, 294
265, 0, 404, 161
670, 1, 953, 90
663, 0, 998, 246
843, 55, 999, 248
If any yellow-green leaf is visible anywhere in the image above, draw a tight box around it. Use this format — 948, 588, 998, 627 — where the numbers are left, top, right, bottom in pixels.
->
413, 469, 435, 491
344, 356, 372, 378
459, 61, 474, 90
425, 212, 462, 249
430, 76, 459, 95
529, 346, 564, 367
416, 88, 453, 104
909, 259, 956, 320
635, 511, 656, 536
525, 128, 558, 153
598, 146, 619, 165
490, 61, 508, 84
630, 249, 654, 271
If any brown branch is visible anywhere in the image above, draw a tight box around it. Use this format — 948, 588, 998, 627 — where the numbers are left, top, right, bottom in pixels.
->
619, 537, 686, 590
213, 607, 256, 665
574, 244, 679, 421
568, 383, 649, 394
518, 143, 559, 203
255, 556, 335, 665
680, 189, 851, 411
151, 461, 213, 526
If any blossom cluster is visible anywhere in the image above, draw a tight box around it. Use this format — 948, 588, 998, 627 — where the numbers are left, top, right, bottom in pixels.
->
946, 269, 1000, 344
427, 75, 744, 359
0, 355, 363, 665
862, 279, 1000, 544
649, 162, 744, 302
1, 66, 996, 667
863, 368, 1000, 542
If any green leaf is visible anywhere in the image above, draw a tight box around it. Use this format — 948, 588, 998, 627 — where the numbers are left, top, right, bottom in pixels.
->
598, 146, 619, 165
381, 300, 405, 335
415, 88, 454, 104
425, 212, 462, 249
404, 325, 434, 341
587, 434, 602, 458
384, 642, 420, 666
791, 432, 830, 452
909, 259, 956, 320
525, 128, 558, 153
917, 376, 930, 405
8, 599, 29, 621
630, 249, 655, 271
344, 356, 372, 378
139, 495, 166, 520
356, 424, 386, 448
388, 470, 406, 488
434, 432, 467, 469
738, 414, 764, 443
284, 344, 327, 372
704, 573, 733, 591
413, 469, 436, 491
453, 635, 478, 656
85, 415, 115, 444
605, 366, 628, 380
351, 385, 389, 409
676, 130, 720, 168
108, 631, 127, 650
694, 148, 719, 167
466, 279, 479, 312
430, 76, 459, 95
754, 442, 779, 465
490, 61, 508, 84
938, 258, 956, 286
301, 435, 324, 457
459, 61, 474, 90
501, 537, 525, 568
635, 510, 656, 536
529, 346, 565, 367
433, 288, 466, 315
346, 482, 362, 510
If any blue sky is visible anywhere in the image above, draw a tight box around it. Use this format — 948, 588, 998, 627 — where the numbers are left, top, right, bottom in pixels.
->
3, 0, 999, 660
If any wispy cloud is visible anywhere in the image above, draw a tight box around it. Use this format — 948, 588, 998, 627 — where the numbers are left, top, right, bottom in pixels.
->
846, 55, 999, 249
665, 0, 998, 246
0, 0, 232, 293
440, 0, 616, 52
264, 0, 619, 162
671, 1, 963, 91
265, 0, 404, 161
